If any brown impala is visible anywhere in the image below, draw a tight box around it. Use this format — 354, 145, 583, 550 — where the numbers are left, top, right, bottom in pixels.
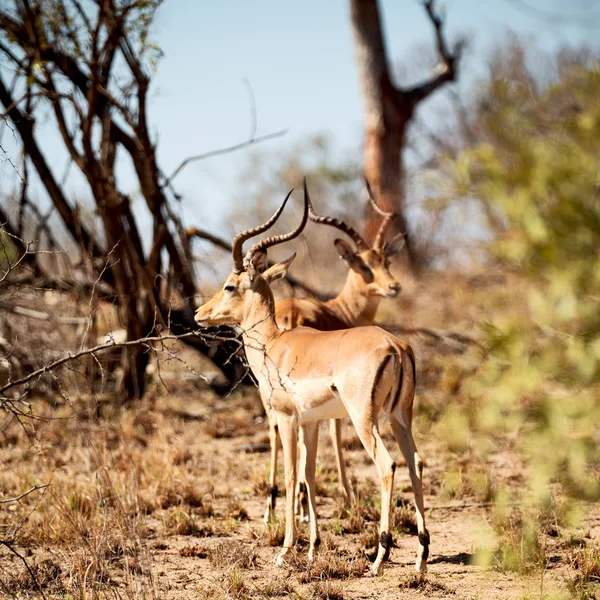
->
195, 185, 429, 576
271, 183, 406, 523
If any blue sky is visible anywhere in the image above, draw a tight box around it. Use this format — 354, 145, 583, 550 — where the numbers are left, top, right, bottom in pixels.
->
0, 0, 597, 237
147, 0, 595, 230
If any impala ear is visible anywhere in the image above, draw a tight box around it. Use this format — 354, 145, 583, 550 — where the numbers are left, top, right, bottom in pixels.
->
262, 253, 296, 284
247, 249, 269, 281
384, 232, 407, 257
334, 238, 357, 264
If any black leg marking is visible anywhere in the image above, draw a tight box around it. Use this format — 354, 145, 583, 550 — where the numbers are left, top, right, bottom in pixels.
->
380, 531, 393, 562
314, 537, 321, 547
419, 529, 430, 561
391, 462, 397, 473
269, 485, 278, 510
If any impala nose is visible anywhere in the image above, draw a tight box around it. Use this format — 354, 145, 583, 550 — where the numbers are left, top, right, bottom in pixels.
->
387, 282, 401, 297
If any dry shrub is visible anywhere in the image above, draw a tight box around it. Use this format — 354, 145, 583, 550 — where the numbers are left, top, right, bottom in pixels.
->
247, 518, 286, 547
203, 411, 257, 439
226, 498, 249, 521
481, 506, 545, 574
310, 580, 346, 600
293, 550, 367, 583
1, 558, 63, 595
568, 544, 600, 598
398, 573, 453, 594
394, 495, 418, 535
164, 508, 199, 535
256, 577, 297, 597
179, 544, 208, 558
206, 540, 260, 570
199, 569, 250, 600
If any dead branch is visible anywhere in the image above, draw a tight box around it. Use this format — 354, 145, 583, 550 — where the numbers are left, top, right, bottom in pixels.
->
379, 322, 484, 350
0, 331, 218, 397
0, 541, 47, 600
163, 129, 287, 189
0, 300, 88, 324
0, 484, 50, 504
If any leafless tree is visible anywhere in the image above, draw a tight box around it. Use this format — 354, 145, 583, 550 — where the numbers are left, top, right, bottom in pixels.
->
350, 0, 465, 261
0, 0, 283, 399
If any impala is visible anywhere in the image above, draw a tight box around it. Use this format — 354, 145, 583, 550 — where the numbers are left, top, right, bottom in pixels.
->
195, 185, 429, 575
271, 183, 407, 522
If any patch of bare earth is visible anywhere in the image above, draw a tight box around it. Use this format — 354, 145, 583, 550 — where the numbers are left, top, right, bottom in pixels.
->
1, 383, 598, 599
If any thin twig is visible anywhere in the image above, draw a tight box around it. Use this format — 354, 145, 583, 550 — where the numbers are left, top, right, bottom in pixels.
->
0, 541, 47, 600
0, 331, 215, 396
0, 484, 50, 504
163, 129, 287, 188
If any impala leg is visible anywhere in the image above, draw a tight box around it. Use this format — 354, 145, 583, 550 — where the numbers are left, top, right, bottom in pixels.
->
301, 422, 320, 561
295, 426, 310, 523
352, 418, 396, 577
390, 418, 429, 573
264, 413, 279, 524
329, 418, 355, 507
275, 414, 298, 567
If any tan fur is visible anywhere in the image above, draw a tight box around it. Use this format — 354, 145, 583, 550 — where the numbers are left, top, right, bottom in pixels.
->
273, 247, 402, 521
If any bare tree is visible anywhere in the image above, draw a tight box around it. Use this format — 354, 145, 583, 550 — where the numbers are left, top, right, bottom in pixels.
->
0, 0, 273, 399
350, 0, 464, 260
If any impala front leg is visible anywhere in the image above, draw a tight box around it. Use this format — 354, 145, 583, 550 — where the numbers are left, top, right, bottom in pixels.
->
301, 422, 320, 561
275, 413, 298, 567
264, 413, 279, 524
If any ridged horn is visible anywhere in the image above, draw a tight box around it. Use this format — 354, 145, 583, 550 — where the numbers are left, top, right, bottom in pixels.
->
231, 188, 293, 273
365, 177, 395, 251
306, 180, 368, 252
243, 179, 309, 269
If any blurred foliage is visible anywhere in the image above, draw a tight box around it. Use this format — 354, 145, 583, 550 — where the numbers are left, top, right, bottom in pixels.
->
436, 41, 600, 577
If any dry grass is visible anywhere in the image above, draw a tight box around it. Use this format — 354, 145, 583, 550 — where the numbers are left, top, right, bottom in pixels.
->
1, 269, 597, 599
567, 544, 600, 599
290, 549, 368, 583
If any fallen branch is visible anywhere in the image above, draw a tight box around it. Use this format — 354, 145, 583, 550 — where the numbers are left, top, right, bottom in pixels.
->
0, 484, 50, 504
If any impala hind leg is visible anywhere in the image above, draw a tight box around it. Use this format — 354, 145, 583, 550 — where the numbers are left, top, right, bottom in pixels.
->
351, 417, 396, 576
274, 414, 298, 567
295, 426, 310, 523
301, 422, 320, 561
264, 414, 279, 524
390, 418, 429, 573
330, 419, 355, 507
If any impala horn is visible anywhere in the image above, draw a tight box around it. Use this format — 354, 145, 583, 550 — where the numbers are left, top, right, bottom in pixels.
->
231, 188, 294, 273
305, 181, 369, 252
243, 179, 310, 269
365, 177, 396, 252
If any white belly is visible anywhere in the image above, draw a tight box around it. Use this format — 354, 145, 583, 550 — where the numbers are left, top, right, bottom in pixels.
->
298, 394, 348, 424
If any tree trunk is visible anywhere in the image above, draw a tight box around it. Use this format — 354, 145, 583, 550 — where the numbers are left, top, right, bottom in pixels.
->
350, 0, 463, 265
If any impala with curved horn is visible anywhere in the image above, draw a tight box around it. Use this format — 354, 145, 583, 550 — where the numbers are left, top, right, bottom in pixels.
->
195, 184, 429, 576
272, 180, 407, 521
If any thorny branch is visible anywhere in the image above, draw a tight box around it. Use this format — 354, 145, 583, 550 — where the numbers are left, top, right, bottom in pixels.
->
0, 330, 231, 397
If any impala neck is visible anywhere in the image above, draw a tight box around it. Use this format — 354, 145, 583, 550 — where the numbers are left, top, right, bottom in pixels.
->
239, 279, 280, 369
326, 269, 380, 327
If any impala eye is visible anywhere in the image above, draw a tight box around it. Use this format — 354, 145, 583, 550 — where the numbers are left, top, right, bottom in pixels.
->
224, 285, 235, 292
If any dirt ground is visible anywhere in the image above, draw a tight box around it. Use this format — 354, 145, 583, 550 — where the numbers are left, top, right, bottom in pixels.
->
1, 271, 598, 599
1, 381, 598, 599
